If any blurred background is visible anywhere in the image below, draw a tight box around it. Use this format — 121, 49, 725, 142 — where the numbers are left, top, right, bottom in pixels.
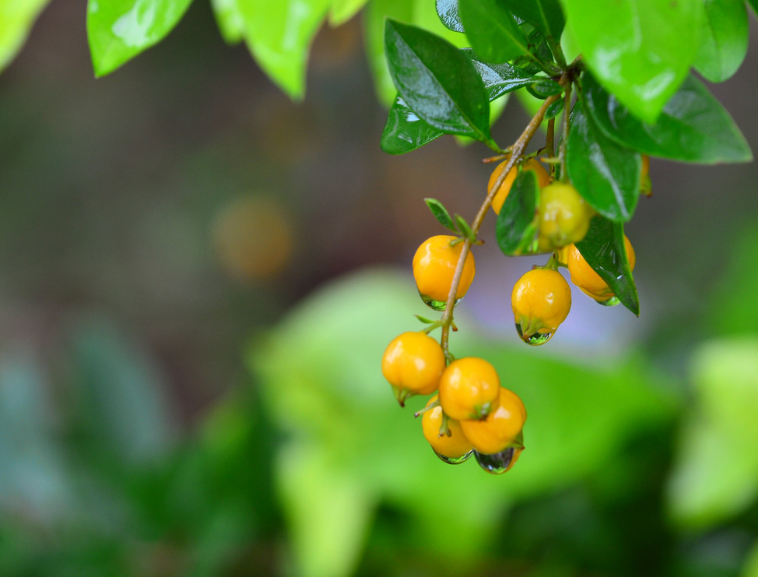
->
2, 1, 758, 576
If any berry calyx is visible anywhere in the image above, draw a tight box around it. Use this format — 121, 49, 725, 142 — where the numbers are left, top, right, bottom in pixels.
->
421, 395, 474, 464
567, 236, 636, 303
512, 268, 571, 345
537, 182, 592, 251
460, 387, 526, 455
489, 158, 550, 215
438, 357, 501, 421
412, 235, 476, 311
382, 331, 445, 406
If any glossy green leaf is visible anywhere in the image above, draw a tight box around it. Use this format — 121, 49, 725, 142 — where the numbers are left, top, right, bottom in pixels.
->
512, 27, 557, 74
463, 48, 552, 100
424, 198, 457, 231
667, 338, 758, 529
575, 216, 639, 315
560, 0, 702, 123
502, 0, 564, 40
526, 79, 563, 99
566, 98, 641, 222
693, 0, 748, 83
749, 0, 758, 16
381, 97, 445, 154
583, 73, 752, 164
436, 0, 464, 32
238, 0, 330, 100
545, 97, 564, 119
329, 0, 369, 25
210, 0, 245, 43
0, 0, 50, 73
87, 0, 195, 77
384, 20, 490, 141
496, 169, 539, 256
459, 0, 528, 64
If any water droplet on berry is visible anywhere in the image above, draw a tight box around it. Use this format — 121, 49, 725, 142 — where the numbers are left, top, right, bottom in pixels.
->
515, 324, 553, 346
596, 296, 620, 307
433, 448, 473, 465
420, 293, 461, 311
474, 448, 516, 474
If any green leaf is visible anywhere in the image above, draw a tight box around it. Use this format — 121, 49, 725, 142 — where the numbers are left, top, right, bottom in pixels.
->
566, 98, 641, 222
495, 169, 539, 256
381, 97, 445, 154
749, 0, 758, 16
560, 0, 703, 123
502, 0, 564, 40
210, 0, 245, 43
694, 0, 748, 83
238, 0, 330, 100
667, 338, 758, 529
463, 48, 552, 100
436, 0, 464, 32
424, 198, 457, 231
384, 20, 491, 141
0, 0, 50, 73
329, 0, 369, 25
583, 72, 752, 164
454, 214, 474, 239
87, 0, 195, 77
575, 216, 639, 315
526, 78, 563, 99
459, 0, 528, 64
545, 97, 564, 119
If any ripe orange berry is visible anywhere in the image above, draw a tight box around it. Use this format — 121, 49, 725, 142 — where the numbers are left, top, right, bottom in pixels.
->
567, 237, 636, 303
438, 357, 500, 421
421, 395, 474, 464
382, 332, 445, 406
460, 387, 526, 455
512, 268, 571, 345
412, 235, 475, 310
489, 158, 550, 214
537, 182, 592, 251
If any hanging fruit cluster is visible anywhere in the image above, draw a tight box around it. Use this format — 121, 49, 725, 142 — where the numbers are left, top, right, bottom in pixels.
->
379, 0, 751, 474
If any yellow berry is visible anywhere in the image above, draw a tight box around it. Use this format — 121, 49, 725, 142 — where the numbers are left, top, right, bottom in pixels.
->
567, 237, 636, 302
438, 357, 501, 421
537, 182, 592, 251
421, 395, 474, 464
460, 387, 526, 455
382, 332, 445, 406
412, 235, 475, 310
489, 158, 550, 215
512, 268, 571, 345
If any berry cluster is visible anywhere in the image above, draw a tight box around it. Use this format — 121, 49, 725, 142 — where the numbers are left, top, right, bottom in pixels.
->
381, 154, 645, 475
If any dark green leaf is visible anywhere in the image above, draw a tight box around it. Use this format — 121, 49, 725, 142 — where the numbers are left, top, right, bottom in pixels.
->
436, 0, 464, 32
454, 215, 474, 239
87, 0, 195, 77
513, 27, 557, 74
583, 73, 752, 164
526, 79, 563, 99
425, 198, 457, 231
384, 20, 491, 141
381, 97, 445, 154
545, 97, 564, 119
502, 0, 564, 39
459, 0, 528, 64
496, 169, 539, 255
560, 0, 703, 123
575, 217, 639, 315
749, 0, 758, 16
566, 98, 640, 222
694, 0, 748, 83
463, 48, 555, 100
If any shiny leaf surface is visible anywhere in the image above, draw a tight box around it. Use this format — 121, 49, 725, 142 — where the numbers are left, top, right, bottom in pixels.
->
87, 0, 194, 77
459, 0, 528, 64
381, 96, 445, 154
560, 0, 702, 123
693, 0, 748, 83
583, 73, 752, 164
575, 216, 639, 315
495, 169, 539, 256
436, 0, 464, 32
238, 0, 331, 100
566, 98, 641, 222
0, 0, 50, 73
502, 0, 564, 40
463, 48, 553, 100
384, 19, 490, 141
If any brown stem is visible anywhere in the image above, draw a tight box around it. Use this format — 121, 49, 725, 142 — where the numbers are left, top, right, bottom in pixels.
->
438, 86, 566, 361
559, 82, 572, 180
546, 118, 556, 179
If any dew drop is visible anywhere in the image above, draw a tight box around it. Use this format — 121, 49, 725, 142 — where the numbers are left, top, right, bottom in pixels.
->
474, 447, 516, 474
433, 448, 473, 465
421, 293, 461, 311
596, 296, 620, 307
515, 323, 553, 346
